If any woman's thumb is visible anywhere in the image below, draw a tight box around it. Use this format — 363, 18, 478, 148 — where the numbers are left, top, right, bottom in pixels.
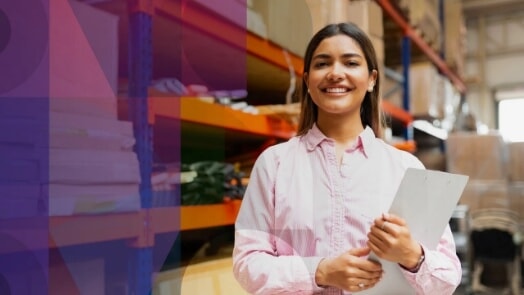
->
348, 246, 371, 257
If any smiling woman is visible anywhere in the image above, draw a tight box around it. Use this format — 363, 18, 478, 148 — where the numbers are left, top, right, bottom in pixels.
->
303, 35, 377, 144
232, 22, 462, 295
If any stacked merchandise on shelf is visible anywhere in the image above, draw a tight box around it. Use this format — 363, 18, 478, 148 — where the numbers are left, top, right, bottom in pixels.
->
247, 0, 385, 58
394, 0, 441, 51
507, 142, 524, 232
409, 62, 461, 124
255, 103, 301, 127
347, 0, 385, 65
248, 0, 312, 56
446, 131, 510, 213
150, 78, 255, 114
151, 163, 199, 207
180, 161, 246, 206
42, 0, 141, 217
382, 61, 461, 134
447, 132, 523, 290
48, 98, 141, 216
444, 0, 467, 78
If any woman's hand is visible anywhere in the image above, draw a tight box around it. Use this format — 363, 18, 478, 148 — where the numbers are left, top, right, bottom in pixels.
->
315, 247, 383, 292
367, 213, 423, 270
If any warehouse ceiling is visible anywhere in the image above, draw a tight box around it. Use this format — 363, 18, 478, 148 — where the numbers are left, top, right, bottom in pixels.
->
462, 0, 524, 18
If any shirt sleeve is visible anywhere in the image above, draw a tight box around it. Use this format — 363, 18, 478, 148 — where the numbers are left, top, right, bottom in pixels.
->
398, 149, 462, 294
232, 149, 325, 295
401, 225, 462, 294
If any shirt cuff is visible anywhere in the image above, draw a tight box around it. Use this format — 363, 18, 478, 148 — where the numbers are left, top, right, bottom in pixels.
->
400, 245, 432, 280
302, 256, 327, 292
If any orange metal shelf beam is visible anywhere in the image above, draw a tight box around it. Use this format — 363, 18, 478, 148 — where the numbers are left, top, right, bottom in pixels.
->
375, 0, 466, 94
151, 200, 242, 232
150, 96, 297, 139
381, 100, 413, 125
155, 0, 303, 76
393, 140, 417, 153
246, 33, 304, 76
42, 201, 241, 249
49, 211, 143, 248
179, 201, 241, 230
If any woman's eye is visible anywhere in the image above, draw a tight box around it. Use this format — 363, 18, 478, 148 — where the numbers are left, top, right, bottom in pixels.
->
314, 62, 328, 68
346, 61, 359, 66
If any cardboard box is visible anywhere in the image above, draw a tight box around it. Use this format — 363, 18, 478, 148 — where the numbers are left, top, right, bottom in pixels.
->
446, 132, 508, 180
370, 35, 385, 63
508, 142, 524, 182
444, 0, 466, 77
252, 0, 312, 56
347, 0, 384, 38
508, 182, 524, 228
247, 8, 268, 38
404, 0, 441, 50
459, 180, 509, 213
409, 62, 443, 118
250, 0, 384, 56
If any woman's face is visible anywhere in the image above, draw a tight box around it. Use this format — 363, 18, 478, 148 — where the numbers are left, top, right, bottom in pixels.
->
304, 34, 377, 117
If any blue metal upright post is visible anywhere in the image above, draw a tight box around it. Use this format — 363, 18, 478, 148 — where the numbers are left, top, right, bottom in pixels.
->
128, 9, 154, 295
401, 35, 413, 141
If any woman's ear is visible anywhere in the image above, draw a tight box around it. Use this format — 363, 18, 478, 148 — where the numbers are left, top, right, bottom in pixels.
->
303, 72, 309, 91
368, 69, 378, 92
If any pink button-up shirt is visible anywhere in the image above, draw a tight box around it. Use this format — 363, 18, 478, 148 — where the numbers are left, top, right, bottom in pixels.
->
233, 125, 461, 294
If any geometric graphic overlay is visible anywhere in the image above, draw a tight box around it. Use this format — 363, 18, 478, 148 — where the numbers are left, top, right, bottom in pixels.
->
0, 0, 48, 95
49, 0, 117, 100
48, 0, 136, 293
0, 0, 50, 294
69, 0, 119, 97
0, 103, 50, 289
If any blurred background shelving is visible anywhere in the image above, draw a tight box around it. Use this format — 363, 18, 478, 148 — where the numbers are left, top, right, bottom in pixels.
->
49, 0, 482, 293
3, 0, 524, 294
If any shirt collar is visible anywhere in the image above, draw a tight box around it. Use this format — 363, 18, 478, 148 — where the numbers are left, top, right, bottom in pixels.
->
304, 124, 376, 157
359, 126, 376, 157
304, 123, 329, 151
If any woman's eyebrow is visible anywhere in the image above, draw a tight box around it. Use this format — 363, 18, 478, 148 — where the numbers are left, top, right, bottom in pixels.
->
341, 53, 363, 59
312, 52, 363, 60
312, 53, 331, 60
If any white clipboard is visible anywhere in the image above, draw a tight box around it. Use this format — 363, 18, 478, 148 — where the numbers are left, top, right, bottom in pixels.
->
358, 168, 469, 295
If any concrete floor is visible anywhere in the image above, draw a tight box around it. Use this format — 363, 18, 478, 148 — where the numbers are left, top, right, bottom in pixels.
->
174, 242, 518, 295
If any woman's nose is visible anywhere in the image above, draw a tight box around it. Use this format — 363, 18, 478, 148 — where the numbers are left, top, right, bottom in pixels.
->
326, 63, 344, 81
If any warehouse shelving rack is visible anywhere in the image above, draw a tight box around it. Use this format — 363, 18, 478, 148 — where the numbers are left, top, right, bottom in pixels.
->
44, 0, 468, 293
376, 0, 467, 142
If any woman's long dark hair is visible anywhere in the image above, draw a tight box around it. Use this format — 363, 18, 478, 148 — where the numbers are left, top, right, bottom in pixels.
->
297, 22, 384, 138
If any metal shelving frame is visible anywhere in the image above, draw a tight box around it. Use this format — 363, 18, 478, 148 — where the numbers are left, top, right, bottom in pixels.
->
127, 8, 154, 295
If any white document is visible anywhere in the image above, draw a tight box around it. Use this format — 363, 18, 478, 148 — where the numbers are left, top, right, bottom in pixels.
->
358, 168, 469, 295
